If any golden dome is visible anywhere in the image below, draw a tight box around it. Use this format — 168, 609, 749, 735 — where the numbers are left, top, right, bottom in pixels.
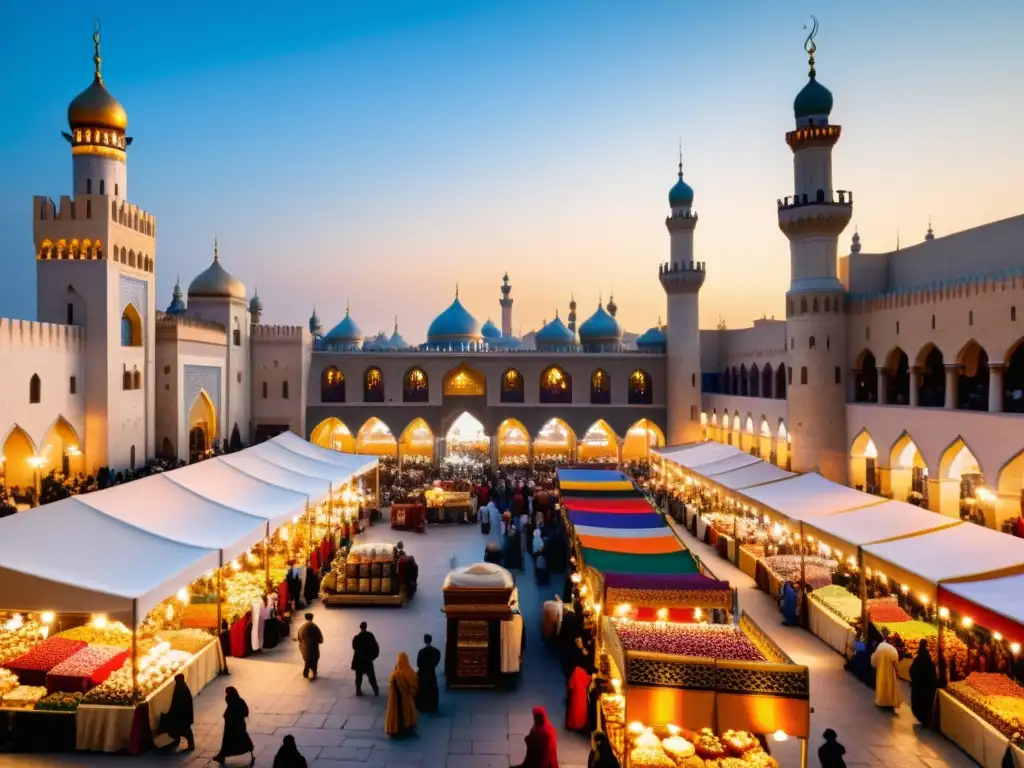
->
68, 78, 127, 132
188, 240, 247, 300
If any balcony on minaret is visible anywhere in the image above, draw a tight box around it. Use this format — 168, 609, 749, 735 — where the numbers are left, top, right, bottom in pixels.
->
658, 260, 706, 294
786, 124, 842, 151
777, 189, 853, 238
778, 189, 853, 209
665, 208, 698, 232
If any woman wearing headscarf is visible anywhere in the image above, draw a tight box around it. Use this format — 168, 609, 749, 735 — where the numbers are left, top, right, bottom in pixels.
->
272, 734, 308, 768
512, 707, 559, 768
780, 581, 798, 627
909, 638, 938, 727
213, 687, 254, 766
385, 652, 419, 738
163, 673, 194, 751
587, 730, 620, 768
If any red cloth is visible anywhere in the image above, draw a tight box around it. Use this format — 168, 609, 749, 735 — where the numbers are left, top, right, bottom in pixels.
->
635, 607, 696, 623
277, 580, 289, 612
477, 485, 490, 505
320, 538, 330, 567
229, 613, 251, 658
565, 667, 590, 731
522, 707, 559, 768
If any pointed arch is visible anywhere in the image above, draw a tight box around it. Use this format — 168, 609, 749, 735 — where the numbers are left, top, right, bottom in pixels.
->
40, 416, 82, 476
29, 373, 41, 404
749, 364, 760, 397
590, 369, 611, 404
739, 364, 748, 396
497, 418, 530, 460
853, 350, 878, 402
884, 346, 910, 405
917, 342, 946, 407
120, 303, 143, 347
188, 389, 217, 463
579, 419, 618, 461
310, 417, 355, 452
540, 365, 572, 404
443, 363, 486, 396
732, 411, 742, 431
399, 417, 434, 461
363, 366, 384, 402
623, 419, 665, 460
956, 339, 989, 411
774, 365, 786, 399
997, 449, 1024, 498
403, 367, 429, 402
500, 368, 524, 403
445, 412, 488, 455
627, 369, 653, 404
2, 425, 39, 488
938, 436, 983, 483
356, 417, 397, 456
1006, 336, 1024, 413
534, 418, 577, 460
321, 366, 345, 402
888, 431, 928, 502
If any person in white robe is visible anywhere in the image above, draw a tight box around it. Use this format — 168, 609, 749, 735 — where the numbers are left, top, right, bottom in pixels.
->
870, 628, 903, 709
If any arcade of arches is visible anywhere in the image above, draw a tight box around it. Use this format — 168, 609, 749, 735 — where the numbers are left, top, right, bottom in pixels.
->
1, 418, 84, 491
309, 414, 665, 466
701, 411, 791, 470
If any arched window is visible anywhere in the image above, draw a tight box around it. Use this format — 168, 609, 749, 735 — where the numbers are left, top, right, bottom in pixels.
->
824, 298, 831, 312
800, 297, 808, 313
321, 366, 346, 403
740, 365, 748, 396
403, 368, 429, 402
99, 179, 105, 195
854, 352, 878, 402
541, 366, 572, 404
628, 369, 653, 404
918, 345, 945, 407
750, 364, 760, 397
721, 369, 731, 394
1005, 339, 1024, 413
775, 365, 787, 399
590, 369, 610, 404
122, 369, 131, 391
282, 381, 289, 399
364, 367, 384, 402
132, 369, 142, 390
809, 336, 816, 350
761, 364, 773, 398
501, 369, 524, 403
121, 304, 142, 347
29, 374, 41, 404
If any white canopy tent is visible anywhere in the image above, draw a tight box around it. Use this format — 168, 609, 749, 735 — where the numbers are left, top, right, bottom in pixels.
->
801, 500, 962, 556
710, 462, 795, 491
657, 442, 747, 469
219, 451, 332, 500
75, 474, 269, 562
863, 523, 1024, 600
248, 440, 359, 482
269, 431, 378, 478
0, 499, 217, 621
695, 453, 761, 477
741, 472, 885, 524
940, 574, 1024, 632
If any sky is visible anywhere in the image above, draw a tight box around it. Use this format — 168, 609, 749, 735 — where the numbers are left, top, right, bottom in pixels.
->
2, 1, 1022, 342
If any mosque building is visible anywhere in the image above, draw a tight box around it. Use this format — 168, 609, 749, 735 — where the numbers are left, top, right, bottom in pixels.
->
3, 25, 1023, 530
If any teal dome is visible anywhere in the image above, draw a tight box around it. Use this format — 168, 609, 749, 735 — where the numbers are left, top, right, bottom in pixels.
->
669, 176, 694, 207
535, 315, 575, 349
389, 329, 409, 349
166, 280, 187, 315
481, 319, 501, 339
427, 296, 481, 343
308, 308, 322, 335
578, 304, 622, 347
493, 335, 521, 349
248, 292, 263, 313
636, 325, 667, 351
324, 309, 363, 346
794, 77, 833, 119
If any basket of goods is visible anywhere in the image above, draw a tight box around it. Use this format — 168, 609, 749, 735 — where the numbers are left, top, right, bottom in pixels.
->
661, 733, 696, 763
629, 727, 675, 768
0, 669, 18, 695
1, 685, 47, 709
359, 552, 372, 578
4, 637, 87, 686
46, 644, 130, 693
35, 691, 84, 712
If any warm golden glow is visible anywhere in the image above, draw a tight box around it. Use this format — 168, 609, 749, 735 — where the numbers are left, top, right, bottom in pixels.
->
443, 366, 486, 396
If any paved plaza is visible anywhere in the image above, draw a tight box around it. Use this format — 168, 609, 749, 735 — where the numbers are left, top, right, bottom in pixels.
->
2, 514, 983, 768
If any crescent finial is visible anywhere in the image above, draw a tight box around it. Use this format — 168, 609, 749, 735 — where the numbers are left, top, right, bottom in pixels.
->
803, 15, 819, 78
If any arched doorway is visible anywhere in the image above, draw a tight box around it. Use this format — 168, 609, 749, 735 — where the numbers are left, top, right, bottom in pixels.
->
579, 420, 618, 464
853, 351, 878, 403
622, 419, 664, 461
399, 418, 434, 466
310, 417, 356, 452
889, 432, 928, 504
355, 418, 397, 456
957, 340, 989, 411
443, 364, 486, 396
1006, 338, 1024, 413
188, 389, 216, 463
534, 418, 576, 466
2, 426, 38, 490
918, 344, 945, 407
776, 421, 790, 469
997, 450, 1024, 531
741, 415, 756, 453
938, 438, 985, 523
39, 417, 83, 476
758, 418, 773, 460
849, 429, 878, 492
885, 347, 910, 405
497, 418, 530, 467
445, 412, 489, 460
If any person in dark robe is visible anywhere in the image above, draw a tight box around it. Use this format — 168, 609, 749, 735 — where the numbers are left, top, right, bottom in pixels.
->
565, 665, 591, 731
817, 728, 846, 768
535, 553, 550, 585
297, 613, 323, 680
164, 673, 194, 751
303, 565, 320, 605
909, 639, 937, 727
780, 581, 798, 626
213, 687, 254, 766
286, 561, 303, 611
384, 652, 419, 738
512, 706, 559, 768
351, 621, 380, 696
588, 730, 620, 768
505, 523, 524, 570
272, 734, 308, 768
415, 634, 441, 714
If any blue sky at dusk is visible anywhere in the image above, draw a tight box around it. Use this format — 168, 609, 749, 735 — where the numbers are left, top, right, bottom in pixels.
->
2, 1, 1022, 341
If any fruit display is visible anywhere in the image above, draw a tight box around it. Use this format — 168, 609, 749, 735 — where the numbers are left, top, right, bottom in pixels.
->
614, 620, 766, 662
948, 673, 1024, 744
81, 667, 137, 706
35, 691, 84, 712
83, 640, 193, 706
0, 668, 19, 695
867, 602, 912, 624
3, 637, 87, 686
224, 571, 267, 621
0, 617, 44, 665
46, 644, 130, 692
157, 629, 215, 655
625, 725, 777, 768
56, 622, 132, 648
874, 620, 969, 672
1, 685, 47, 709
763, 555, 836, 590
182, 603, 219, 630
808, 584, 863, 626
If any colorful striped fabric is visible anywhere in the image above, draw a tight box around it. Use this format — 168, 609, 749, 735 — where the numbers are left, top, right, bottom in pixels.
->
559, 479, 634, 492
580, 548, 699, 575
576, 534, 683, 555
573, 525, 674, 539
568, 511, 666, 530
557, 469, 630, 483
559, 488, 641, 499
562, 497, 652, 513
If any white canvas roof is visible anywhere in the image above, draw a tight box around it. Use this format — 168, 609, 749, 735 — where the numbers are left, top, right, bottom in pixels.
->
803, 501, 962, 555
248, 440, 356, 482
659, 442, 747, 469
941, 574, 1024, 629
741, 472, 884, 523
695, 453, 761, 477
219, 451, 332, 500
163, 459, 309, 531
75, 474, 268, 561
0, 499, 217, 621
710, 462, 795, 490
863, 523, 1024, 600
269, 432, 378, 478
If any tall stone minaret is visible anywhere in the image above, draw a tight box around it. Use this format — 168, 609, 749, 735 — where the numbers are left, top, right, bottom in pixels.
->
499, 273, 513, 337
780, 17, 852, 482
568, 295, 577, 337
658, 149, 704, 445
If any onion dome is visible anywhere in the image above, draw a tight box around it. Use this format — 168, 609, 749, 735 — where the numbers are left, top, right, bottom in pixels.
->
68, 25, 127, 133
166, 277, 187, 315
535, 312, 576, 350
636, 320, 667, 352
309, 307, 323, 336
248, 290, 263, 313
188, 239, 246, 300
669, 174, 694, 208
794, 17, 833, 120
427, 287, 482, 344
850, 228, 861, 254
481, 319, 501, 340
578, 302, 622, 349
324, 302, 363, 347
606, 293, 618, 318
389, 317, 409, 349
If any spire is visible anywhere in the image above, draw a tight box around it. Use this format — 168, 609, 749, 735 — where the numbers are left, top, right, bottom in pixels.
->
678, 139, 684, 181
896, 229, 901, 251
213, 236, 219, 262
173, 273, 182, 297
925, 216, 935, 241
455, 282, 459, 299
803, 15, 819, 79
394, 314, 399, 334
850, 227, 861, 254
92, 19, 103, 84
345, 297, 350, 316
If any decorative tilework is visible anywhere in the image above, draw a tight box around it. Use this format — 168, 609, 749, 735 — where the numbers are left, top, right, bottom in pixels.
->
119, 275, 148, 328
183, 365, 221, 434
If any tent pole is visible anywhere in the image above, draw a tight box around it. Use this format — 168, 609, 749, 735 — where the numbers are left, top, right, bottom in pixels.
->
307, 500, 312, 563
799, 521, 806, 589
800, 737, 808, 768
327, 483, 333, 545
131, 599, 139, 702
264, 527, 270, 592
216, 552, 224, 650
858, 547, 867, 642
937, 596, 947, 686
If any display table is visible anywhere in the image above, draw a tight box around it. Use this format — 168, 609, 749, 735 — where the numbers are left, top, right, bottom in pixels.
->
391, 504, 425, 532
807, 598, 855, 659
0, 708, 78, 753
75, 639, 225, 753
738, 546, 758, 581
938, 690, 1024, 768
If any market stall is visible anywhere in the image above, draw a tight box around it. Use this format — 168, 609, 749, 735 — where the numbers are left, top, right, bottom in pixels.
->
320, 543, 408, 607
390, 503, 425, 532
424, 485, 473, 523
442, 563, 521, 689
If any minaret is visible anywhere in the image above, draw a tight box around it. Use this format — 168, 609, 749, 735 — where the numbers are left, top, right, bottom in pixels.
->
308, 306, 323, 337
779, 17, 852, 482
658, 146, 705, 445
499, 273, 513, 337
925, 217, 935, 242
248, 288, 263, 330
568, 295, 577, 336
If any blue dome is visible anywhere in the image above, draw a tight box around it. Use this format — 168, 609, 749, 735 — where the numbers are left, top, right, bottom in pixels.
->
427, 296, 481, 342
363, 332, 390, 351
636, 325, 667, 351
669, 176, 694, 207
578, 304, 622, 346
324, 310, 363, 345
308, 309, 322, 335
389, 329, 409, 349
166, 281, 187, 315
535, 315, 575, 348
794, 77, 833, 119
481, 319, 501, 339
493, 335, 521, 350
248, 292, 263, 313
